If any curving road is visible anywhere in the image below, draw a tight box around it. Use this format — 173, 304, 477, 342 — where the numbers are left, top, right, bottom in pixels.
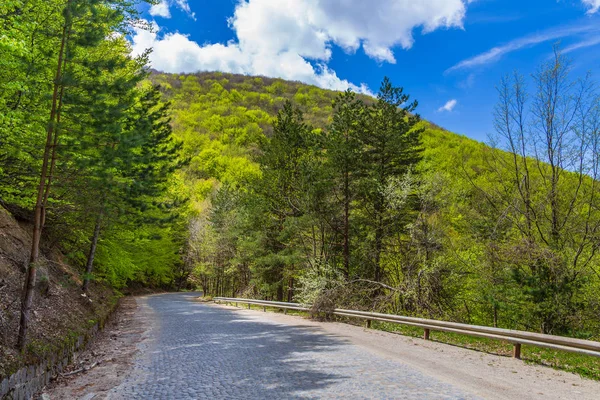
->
108, 292, 476, 399
106, 293, 600, 400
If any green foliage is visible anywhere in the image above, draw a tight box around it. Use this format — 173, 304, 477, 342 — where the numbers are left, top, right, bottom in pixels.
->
0, 0, 187, 296
295, 262, 345, 306
95, 225, 182, 288
163, 68, 600, 341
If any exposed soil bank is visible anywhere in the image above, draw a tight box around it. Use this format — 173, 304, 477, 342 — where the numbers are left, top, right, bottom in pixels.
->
37, 297, 147, 400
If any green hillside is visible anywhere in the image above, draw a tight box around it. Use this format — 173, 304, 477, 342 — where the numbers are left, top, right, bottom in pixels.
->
151, 71, 484, 208
150, 70, 600, 342
2, 0, 598, 384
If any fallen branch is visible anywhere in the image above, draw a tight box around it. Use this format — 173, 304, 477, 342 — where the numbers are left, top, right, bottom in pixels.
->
346, 279, 400, 292
60, 361, 100, 377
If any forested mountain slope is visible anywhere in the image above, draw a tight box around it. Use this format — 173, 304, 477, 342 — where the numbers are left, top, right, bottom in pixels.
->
151, 69, 600, 339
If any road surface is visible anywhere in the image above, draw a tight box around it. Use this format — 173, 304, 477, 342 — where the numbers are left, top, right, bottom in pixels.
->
103, 293, 599, 399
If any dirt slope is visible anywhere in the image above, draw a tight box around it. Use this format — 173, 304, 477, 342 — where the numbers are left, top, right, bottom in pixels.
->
0, 206, 115, 380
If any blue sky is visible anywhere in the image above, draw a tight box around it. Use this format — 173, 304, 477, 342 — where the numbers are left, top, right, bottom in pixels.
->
132, 0, 600, 142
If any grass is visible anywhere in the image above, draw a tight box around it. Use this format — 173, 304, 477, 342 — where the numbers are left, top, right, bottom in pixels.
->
366, 320, 600, 381
523, 346, 600, 380
217, 300, 600, 381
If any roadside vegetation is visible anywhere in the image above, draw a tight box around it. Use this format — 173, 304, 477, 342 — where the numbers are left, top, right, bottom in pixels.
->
1, 0, 599, 381
170, 49, 600, 349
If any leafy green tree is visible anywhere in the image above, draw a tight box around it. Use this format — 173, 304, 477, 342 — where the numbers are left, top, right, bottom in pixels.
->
358, 77, 423, 283
484, 47, 600, 333
16, 0, 151, 350
0, 0, 65, 210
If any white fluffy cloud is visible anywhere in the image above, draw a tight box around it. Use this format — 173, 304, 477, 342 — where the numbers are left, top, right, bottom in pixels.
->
149, 0, 195, 19
149, 1, 170, 18
229, 0, 471, 64
133, 0, 473, 93
583, 0, 600, 14
131, 23, 371, 93
438, 99, 457, 112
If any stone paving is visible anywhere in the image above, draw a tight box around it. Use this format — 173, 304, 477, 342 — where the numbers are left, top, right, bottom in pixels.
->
109, 293, 479, 399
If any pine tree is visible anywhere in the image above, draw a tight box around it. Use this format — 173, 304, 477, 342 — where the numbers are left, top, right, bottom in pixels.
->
359, 77, 422, 283
325, 90, 366, 278
256, 101, 313, 299
80, 83, 185, 291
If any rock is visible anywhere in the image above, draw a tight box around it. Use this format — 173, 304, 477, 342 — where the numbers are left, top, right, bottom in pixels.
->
36, 264, 50, 297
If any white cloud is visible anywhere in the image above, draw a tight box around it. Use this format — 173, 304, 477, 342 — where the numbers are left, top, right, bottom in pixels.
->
446, 23, 600, 73
149, 0, 170, 18
563, 36, 600, 53
582, 0, 600, 14
438, 99, 457, 112
149, 0, 195, 20
457, 73, 475, 89
174, 0, 196, 20
131, 24, 371, 94
225, 0, 472, 64
133, 0, 473, 93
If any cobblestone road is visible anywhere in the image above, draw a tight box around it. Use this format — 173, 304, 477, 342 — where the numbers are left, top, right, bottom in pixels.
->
109, 293, 478, 399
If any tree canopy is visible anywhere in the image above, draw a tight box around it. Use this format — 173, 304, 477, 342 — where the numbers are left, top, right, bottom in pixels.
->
155, 64, 600, 339
0, 0, 188, 349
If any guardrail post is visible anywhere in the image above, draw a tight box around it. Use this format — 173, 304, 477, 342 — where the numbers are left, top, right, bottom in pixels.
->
365, 320, 371, 328
247, 303, 251, 309
263, 306, 266, 312
235, 302, 238, 307
424, 329, 430, 340
512, 343, 521, 359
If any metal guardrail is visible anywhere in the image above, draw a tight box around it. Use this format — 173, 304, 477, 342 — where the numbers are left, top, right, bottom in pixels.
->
214, 297, 600, 359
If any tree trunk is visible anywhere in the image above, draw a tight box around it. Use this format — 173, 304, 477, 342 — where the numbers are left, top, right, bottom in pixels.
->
41, 81, 65, 229
493, 303, 498, 328
277, 282, 284, 302
374, 200, 384, 283
82, 209, 103, 292
287, 277, 294, 302
201, 279, 208, 297
343, 167, 350, 278
17, 18, 69, 351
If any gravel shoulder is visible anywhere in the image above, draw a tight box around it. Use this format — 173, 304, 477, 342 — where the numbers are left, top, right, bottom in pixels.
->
37, 297, 152, 400
216, 303, 600, 400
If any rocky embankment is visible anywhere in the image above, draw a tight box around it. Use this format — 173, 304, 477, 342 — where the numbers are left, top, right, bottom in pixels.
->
0, 206, 117, 397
